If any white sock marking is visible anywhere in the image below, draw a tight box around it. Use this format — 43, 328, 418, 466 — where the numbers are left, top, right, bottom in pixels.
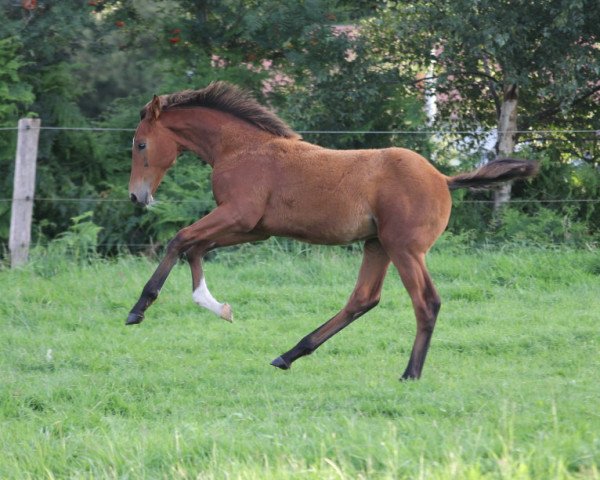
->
192, 278, 225, 317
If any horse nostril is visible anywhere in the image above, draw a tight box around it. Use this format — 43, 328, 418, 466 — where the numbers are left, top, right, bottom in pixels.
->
130, 193, 138, 204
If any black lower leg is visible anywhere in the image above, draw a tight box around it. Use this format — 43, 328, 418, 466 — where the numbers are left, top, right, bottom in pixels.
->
126, 283, 160, 325
400, 299, 440, 380
270, 336, 315, 370
126, 251, 178, 325
271, 239, 388, 372
271, 304, 377, 370
400, 335, 433, 380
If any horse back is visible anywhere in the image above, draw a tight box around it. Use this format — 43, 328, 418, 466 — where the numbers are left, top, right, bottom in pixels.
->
246, 142, 451, 247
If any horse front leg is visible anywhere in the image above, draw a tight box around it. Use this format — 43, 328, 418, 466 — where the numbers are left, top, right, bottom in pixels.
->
187, 233, 269, 322
126, 205, 255, 325
187, 242, 232, 322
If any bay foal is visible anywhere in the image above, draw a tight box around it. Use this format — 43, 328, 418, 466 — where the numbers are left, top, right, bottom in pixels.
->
127, 81, 537, 379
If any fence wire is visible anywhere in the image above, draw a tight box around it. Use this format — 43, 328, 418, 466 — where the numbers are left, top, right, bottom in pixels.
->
2, 198, 600, 204
2, 123, 599, 253
0, 125, 599, 135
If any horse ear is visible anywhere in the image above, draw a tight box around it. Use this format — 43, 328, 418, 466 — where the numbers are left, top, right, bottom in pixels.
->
150, 95, 162, 121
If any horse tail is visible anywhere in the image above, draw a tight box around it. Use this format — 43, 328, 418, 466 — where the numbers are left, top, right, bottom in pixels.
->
446, 158, 539, 190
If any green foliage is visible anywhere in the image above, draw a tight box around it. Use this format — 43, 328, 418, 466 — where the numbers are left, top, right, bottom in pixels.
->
448, 201, 598, 247
0, 0, 408, 253
374, 0, 600, 157
497, 207, 593, 246
30, 211, 102, 277
0, 36, 35, 243
509, 147, 600, 239
273, 24, 431, 152
446, 142, 600, 243
0, 37, 34, 121
0, 0, 599, 255
0, 1, 116, 250
138, 155, 215, 245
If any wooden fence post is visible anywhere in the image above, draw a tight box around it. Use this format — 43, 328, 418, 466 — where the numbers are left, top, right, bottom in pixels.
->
9, 118, 41, 268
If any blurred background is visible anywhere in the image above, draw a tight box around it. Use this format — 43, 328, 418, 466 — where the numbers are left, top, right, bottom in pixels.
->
1, 0, 599, 259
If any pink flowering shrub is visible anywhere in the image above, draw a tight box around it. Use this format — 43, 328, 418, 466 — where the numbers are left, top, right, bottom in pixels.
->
210, 53, 293, 95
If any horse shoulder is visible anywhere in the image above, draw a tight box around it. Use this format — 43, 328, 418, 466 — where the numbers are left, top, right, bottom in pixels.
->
209, 152, 276, 227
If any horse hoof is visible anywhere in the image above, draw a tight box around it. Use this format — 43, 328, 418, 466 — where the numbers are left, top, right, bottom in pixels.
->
270, 356, 290, 370
126, 312, 144, 325
220, 303, 233, 322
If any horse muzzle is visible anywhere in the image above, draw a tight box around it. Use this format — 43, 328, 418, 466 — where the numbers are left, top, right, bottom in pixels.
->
129, 191, 154, 206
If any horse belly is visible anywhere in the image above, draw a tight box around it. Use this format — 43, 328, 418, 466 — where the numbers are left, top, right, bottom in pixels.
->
258, 199, 376, 245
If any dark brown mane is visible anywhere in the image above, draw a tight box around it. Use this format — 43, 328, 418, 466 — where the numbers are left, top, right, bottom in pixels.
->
157, 81, 299, 139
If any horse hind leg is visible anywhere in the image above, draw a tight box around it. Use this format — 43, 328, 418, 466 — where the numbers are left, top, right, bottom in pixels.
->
389, 250, 441, 380
271, 239, 390, 369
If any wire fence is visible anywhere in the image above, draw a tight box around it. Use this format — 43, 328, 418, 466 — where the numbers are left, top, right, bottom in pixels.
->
0, 125, 599, 135
2, 123, 599, 254
2, 195, 598, 252
2, 197, 600, 205
1, 123, 599, 207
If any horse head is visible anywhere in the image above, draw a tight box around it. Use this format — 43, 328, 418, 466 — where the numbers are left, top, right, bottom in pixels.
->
129, 95, 179, 206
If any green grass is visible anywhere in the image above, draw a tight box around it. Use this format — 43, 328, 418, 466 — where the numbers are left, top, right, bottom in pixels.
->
1, 242, 599, 479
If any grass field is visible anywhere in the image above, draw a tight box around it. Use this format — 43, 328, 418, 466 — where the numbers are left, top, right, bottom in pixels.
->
1, 240, 599, 479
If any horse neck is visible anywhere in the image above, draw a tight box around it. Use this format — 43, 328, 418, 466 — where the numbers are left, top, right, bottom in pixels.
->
161, 107, 271, 167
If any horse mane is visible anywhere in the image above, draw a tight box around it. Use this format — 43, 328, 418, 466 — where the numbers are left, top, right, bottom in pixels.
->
155, 81, 299, 139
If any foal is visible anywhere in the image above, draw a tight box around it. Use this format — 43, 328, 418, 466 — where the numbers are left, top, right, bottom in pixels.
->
127, 81, 537, 379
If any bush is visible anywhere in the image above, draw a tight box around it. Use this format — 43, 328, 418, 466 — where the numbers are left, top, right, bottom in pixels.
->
30, 211, 102, 277
496, 206, 594, 247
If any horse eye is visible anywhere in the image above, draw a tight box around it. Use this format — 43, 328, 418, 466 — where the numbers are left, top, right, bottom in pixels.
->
137, 143, 146, 150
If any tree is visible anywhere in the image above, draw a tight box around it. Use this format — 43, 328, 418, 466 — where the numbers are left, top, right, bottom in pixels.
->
373, 0, 600, 207
95, 8, 413, 141
0, 1, 115, 247
1, 0, 399, 254
272, 22, 429, 151
0, 36, 35, 242
0, 37, 34, 122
